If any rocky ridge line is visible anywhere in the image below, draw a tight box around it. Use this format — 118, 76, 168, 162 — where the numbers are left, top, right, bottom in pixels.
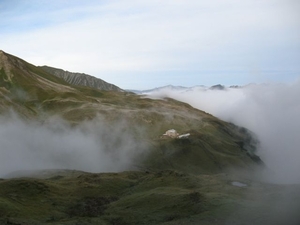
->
39, 66, 123, 92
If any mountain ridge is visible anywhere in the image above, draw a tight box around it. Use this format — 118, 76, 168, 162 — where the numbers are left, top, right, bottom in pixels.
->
0, 50, 263, 173
39, 65, 123, 92
3, 50, 297, 225
130, 84, 244, 94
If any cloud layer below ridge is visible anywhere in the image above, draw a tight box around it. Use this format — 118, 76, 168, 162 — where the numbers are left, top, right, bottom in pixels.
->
144, 81, 300, 184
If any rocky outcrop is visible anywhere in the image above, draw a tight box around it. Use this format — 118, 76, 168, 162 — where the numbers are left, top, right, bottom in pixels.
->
39, 66, 123, 92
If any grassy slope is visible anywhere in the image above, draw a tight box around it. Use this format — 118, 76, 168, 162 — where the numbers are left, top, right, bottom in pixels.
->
0, 55, 262, 174
1, 52, 291, 224
0, 170, 299, 225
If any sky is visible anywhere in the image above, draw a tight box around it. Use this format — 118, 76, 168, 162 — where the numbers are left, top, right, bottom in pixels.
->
0, 0, 299, 89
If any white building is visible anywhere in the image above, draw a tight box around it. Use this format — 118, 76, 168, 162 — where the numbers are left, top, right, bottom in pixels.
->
163, 129, 179, 138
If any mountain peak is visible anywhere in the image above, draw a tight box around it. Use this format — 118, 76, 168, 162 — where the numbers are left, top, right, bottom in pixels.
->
0, 50, 26, 70
0, 50, 14, 81
0, 51, 78, 95
0, 50, 8, 60
0, 50, 16, 60
210, 84, 226, 90
0, 51, 124, 93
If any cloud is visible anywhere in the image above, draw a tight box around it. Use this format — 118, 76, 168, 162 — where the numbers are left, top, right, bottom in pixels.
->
144, 80, 300, 184
1, 0, 299, 89
0, 114, 148, 178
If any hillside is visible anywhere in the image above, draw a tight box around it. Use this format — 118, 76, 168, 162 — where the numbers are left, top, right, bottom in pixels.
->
39, 66, 123, 92
1, 50, 298, 224
0, 50, 262, 172
1, 170, 299, 225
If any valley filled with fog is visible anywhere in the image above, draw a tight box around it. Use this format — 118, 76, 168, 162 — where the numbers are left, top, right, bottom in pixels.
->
0, 115, 147, 178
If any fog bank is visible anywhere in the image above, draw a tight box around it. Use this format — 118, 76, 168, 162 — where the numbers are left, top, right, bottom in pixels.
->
145, 81, 300, 184
0, 114, 147, 178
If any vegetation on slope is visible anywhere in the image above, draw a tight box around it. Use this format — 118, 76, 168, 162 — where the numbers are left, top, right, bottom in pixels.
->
1, 170, 299, 225
1, 50, 293, 225
39, 66, 123, 92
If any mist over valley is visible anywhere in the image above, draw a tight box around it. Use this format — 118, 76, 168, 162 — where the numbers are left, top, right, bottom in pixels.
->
142, 82, 300, 184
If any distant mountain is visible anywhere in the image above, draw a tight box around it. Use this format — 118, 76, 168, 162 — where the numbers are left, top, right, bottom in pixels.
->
132, 85, 205, 94
229, 85, 242, 89
135, 84, 231, 94
134, 84, 243, 94
39, 66, 123, 92
209, 84, 225, 90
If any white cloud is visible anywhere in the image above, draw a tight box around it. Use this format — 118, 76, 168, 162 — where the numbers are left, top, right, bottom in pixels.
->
145, 80, 300, 184
0, 114, 147, 177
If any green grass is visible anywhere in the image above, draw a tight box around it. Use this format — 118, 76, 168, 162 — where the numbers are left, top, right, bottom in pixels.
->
1, 170, 299, 224
0, 171, 217, 224
2, 51, 295, 224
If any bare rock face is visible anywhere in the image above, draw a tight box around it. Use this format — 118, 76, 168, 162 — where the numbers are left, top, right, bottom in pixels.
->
39, 66, 123, 92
